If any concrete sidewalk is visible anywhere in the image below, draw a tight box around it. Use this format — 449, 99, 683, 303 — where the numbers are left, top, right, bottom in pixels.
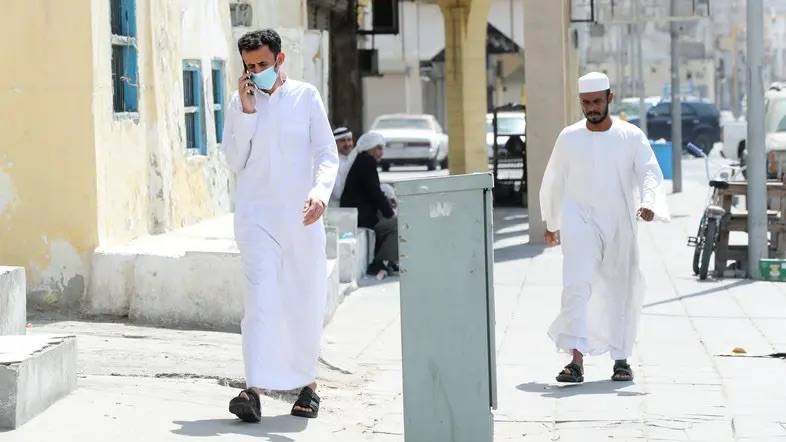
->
3, 157, 786, 441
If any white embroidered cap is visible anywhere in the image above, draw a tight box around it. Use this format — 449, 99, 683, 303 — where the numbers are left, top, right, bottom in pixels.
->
578, 72, 611, 93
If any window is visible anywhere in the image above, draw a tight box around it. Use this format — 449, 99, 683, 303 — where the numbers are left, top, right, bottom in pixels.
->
183, 60, 206, 155
212, 60, 226, 143
650, 103, 671, 117
373, 118, 432, 130
111, 0, 138, 113
230, 2, 253, 27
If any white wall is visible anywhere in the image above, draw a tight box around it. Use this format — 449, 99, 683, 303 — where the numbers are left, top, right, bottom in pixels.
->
362, 0, 525, 132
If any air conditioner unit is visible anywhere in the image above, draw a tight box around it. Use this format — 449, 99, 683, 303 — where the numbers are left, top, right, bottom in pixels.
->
359, 49, 379, 76
230, 2, 252, 27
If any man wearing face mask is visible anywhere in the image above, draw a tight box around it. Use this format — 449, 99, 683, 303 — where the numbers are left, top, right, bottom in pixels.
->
540, 72, 670, 385
221, 29, 338, 423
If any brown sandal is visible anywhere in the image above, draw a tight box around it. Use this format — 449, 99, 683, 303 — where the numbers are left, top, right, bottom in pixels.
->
611, 362, 634, 382
229, 388, 261, 423
556, 362, 584, 383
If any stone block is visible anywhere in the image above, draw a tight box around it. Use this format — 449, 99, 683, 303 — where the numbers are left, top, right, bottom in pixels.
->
86, 249, 135, 316
325, 226, 339, 260
325, 207, 359, 238
338, 233, 370, 283
0, 335, 77, 429
129, 251, 244, 333
0, 267, 26, 335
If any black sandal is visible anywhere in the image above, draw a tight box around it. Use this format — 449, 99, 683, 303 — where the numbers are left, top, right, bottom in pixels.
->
611, 361, 634, 382
556, 362, 584, 383
229, 388, 261, 423
290, 386, 320, 419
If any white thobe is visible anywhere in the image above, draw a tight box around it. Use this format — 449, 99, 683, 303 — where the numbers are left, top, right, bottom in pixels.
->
331, 151, 355, 203
221, 79, 338, 390
540, 118, 669, 360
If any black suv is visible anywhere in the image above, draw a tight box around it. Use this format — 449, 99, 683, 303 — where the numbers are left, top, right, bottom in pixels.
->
644, 101, 721, 154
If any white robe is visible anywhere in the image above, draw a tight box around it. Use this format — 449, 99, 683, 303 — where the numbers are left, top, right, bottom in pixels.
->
540, 118, 669, 360
221, 79, 338, 390
331, 151, 356, 203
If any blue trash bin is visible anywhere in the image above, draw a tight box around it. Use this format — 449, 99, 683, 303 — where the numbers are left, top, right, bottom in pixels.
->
650, 141, 673, 179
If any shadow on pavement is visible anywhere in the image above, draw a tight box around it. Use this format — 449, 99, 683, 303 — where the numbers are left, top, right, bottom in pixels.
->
494, 243, 544, 263
172, 414, 307, 440
357, 274, 400, 288
642, 279, 753, 309
516, 381, 647, 399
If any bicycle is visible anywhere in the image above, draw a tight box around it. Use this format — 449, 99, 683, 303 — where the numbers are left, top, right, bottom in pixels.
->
685, 143, 745, 280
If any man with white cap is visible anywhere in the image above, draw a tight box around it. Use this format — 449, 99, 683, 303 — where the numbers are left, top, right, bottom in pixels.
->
540, 72, 669, 383
340, 131, 399, 276
331, 127, 355, 205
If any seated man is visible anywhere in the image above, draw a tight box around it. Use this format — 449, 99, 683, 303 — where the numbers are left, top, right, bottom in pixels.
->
330, 127, 355, 206
340, 131, 399, 275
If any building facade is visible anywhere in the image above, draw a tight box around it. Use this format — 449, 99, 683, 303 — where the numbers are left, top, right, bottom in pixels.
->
0, 0, 324, 310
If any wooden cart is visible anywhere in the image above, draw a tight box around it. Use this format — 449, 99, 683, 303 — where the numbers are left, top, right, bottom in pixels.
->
713, 181, 786, 276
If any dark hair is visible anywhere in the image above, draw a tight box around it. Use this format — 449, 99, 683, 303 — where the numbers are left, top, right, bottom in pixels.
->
238, 29, 281, 56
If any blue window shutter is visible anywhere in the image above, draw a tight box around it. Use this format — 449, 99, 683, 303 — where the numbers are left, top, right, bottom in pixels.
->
120, 0, 137, 37
123, 45, 138, 112
196, 68, 206, 154
212, 60, 225, 143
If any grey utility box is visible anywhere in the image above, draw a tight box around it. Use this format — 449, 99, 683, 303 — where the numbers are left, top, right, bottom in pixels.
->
396, 173, 497, 442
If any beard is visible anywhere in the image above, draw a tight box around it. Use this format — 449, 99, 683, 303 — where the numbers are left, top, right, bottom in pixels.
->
584, 104, 609, 124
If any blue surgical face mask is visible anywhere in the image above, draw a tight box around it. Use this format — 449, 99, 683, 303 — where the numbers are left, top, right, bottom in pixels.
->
251, 63, 278, 90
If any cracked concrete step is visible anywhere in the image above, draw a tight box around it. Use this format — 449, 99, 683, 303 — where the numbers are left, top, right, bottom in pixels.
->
0, 266, 26, 335
0, 335, 77, 429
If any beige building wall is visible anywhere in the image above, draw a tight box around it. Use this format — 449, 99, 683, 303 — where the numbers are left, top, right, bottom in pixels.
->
524, 0, 577, 243
0, 0, 98, 309
0, 0, 255, 310
90, 0, 234, 245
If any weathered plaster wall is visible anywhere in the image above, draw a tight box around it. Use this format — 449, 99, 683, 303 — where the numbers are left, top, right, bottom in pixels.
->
92, 0, 233, 246
0, 1, 98, 309
91, 0, 151, 245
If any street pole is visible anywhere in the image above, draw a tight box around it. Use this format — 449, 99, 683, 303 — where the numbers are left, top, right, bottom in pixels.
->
747, 0, 767, 280
670, 0, 683, 193
634, 0, 647, 137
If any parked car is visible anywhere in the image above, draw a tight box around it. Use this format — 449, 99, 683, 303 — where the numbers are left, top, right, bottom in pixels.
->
763, 84, 786, 178
485, 111, 526, 159
370, 114, 449, 171
715, 82, 786, 177
611, 96, 660, 121
645, 101, 721, 154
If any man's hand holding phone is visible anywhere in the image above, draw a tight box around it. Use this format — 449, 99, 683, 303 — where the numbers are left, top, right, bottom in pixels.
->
238, 72, 256, 114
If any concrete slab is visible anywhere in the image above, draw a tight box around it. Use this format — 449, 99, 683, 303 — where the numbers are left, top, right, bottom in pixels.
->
88, 214, 346, 332
0, 267, 26, 336
129, 250, 244, 332
0, 335, 77, 429
324, 207, 359, 238
325, 208, 374, 283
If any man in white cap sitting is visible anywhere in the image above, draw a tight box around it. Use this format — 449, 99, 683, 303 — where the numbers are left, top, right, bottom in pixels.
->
340, 131, 399, 277
540, 72, 669, 383
330, 127, 355, 206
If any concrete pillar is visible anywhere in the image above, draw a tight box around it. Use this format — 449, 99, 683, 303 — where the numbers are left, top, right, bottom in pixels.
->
330, 0, 363, 134
438, 0, 491, 174
524, 0, 577, 244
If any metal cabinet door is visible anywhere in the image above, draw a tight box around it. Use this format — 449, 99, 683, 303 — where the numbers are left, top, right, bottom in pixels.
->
397, 175, 497, 442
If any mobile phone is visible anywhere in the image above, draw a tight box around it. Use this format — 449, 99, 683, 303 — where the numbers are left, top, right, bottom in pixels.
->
242, 62, 254, 95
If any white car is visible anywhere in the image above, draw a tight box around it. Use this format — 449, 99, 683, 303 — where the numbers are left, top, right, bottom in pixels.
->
764, 86, 786, 178
726, 83, 786, 177
370, 114, 449, 171
486, 111, 526, 159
